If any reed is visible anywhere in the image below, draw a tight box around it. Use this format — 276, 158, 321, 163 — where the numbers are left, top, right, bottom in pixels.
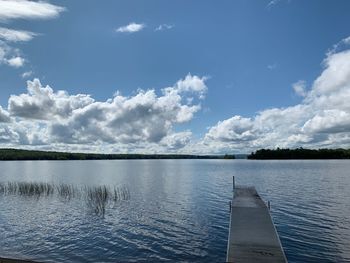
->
0, 181, 130, 216
85, 185, 130, 216
113, 186, 130, 202
56, 184, 78, 200
86, 185, 109, 216
0, 182, 54, 197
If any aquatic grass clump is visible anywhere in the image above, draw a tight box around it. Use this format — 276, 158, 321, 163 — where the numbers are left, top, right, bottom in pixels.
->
85, 185, 130, 216
3, 182, 18, 195
56, 184, 78, 200
0, 182, 6, 195
0, 181, 130, 216
0, 182, 54, 197
17, 182, 54, 197
113, 186, 130, 202
86, 185, 109, 215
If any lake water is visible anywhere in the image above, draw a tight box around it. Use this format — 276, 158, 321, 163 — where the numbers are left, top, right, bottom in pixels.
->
0, 159, 349, 262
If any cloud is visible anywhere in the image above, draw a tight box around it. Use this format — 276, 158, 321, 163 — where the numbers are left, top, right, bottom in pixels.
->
267, 0, 281, 8
302, 110, 350, 134
165, 73, 208, 100
0, 40, 9, 62
22, 70, 33, 78
343, 36, 350, 45
328, 36, 350, 55
0, 40, 25, 67
0, 34, 28, 69
0, 1, 65, 70
160, 131, 192, 150
267, 63, 277, 70
2, 74, 207, 151
3, 37, 350, 154
9, 79, 94, 120
6, 56, 25, 67
0, 126, 19, 143
0, 0, 65, 21
155, 24, 173, 31
49, 74, 206, 145
204, 42, 350, 152
116, 23, 145, 33
206, 116, 255, 143
293, 80, 307, 97
0, 27, 37, 42
0, 106, 11, 122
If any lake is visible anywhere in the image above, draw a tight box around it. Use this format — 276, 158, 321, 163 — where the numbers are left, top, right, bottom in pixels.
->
0, 159, 349, 262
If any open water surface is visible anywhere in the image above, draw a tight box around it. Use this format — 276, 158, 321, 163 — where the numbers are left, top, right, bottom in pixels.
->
0, 159, 349, 262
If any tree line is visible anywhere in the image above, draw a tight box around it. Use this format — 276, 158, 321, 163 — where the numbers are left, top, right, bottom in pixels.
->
248, 148, 350, 159
0, 149, 235, 160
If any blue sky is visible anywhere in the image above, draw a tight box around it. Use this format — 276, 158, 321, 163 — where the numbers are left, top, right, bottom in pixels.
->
1, 0, 350, 154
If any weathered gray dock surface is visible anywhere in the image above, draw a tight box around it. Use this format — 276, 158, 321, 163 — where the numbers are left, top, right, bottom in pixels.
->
226, 186, 287, 263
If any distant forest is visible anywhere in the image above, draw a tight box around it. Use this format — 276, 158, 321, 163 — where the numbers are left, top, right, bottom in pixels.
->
248, 148, 350, 160
0, 149, 235, 161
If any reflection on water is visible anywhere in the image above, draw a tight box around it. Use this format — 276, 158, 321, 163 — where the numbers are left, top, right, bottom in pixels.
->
0, 160, 349, 262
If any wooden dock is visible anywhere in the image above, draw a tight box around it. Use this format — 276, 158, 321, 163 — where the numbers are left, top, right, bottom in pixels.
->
226, 181, 287, 262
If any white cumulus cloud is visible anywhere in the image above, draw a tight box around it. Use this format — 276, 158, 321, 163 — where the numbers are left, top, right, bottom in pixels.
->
2, 74, 207, 152
9, 79, 95, 120
160, 131, 192, 150
204, 40, 350, 153
6, 56, 25, 67
116, 23, 145, 33
0, 106, 11, 122
206, 116, 256, 143
3, 36, 350, 154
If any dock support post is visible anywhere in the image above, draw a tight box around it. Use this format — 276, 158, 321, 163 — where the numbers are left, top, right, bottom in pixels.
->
268, 200, 271, 210
232, 176, 235, 190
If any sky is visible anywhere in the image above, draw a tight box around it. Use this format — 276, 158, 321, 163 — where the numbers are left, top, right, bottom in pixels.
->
1, 0, 350, 154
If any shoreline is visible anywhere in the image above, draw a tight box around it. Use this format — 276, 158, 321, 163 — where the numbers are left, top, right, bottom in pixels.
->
0, 149, 235, 161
